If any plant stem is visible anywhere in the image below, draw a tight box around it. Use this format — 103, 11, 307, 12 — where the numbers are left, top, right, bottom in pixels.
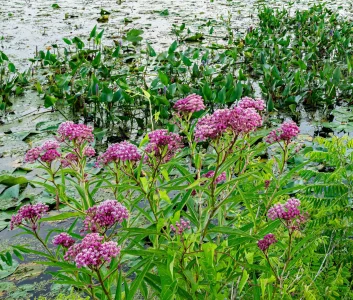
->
96, 269, 112, 300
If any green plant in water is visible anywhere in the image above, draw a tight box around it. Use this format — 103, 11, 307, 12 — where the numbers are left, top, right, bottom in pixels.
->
0, 51, 28, 112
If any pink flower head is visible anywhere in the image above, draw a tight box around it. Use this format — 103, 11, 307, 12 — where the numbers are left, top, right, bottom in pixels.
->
61, 153, 78, 168
40, 149, 61, 163
24, 147, 42, 163
203, 170, 226, 184
97, 141, 141, 166
267, 198, 301, 221
266, 121, 300, 144
238, 97, 265, 111
53, 233, 75, 248
64, 233, 120, 268
57, 121, 94, 144
228, 107, 263, 134
195, 107, 262, 141
10, 203, 49, 230
41, 140, 60, 151
83, 200, 129, 233
194, 109, 230, 141
145, 130, 183, 163
24, 140, 61, 164
174, 94, 205, 113
84, 146, 96, 157
257, 233, 277, 251
279, 121, 300, 141
170, 218, 191, 235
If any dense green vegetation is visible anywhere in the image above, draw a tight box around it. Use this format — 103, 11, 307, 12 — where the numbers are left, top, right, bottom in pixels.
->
1, 3, 353, 299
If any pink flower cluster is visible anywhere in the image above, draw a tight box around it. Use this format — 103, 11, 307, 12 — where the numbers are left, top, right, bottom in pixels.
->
57, 121, 94, 144
170, 218, 191, 235
53, 233, 75, 248
257, 233, 277, 251
173, 94, 205, 113
238, 97, 265, 111
97, 141, 141, 165
203, 170, 227, 184
61, 153, 79, 168
24, 140, 61, 164
195, 106, 262, 141
145, 130, 183, 163
84, 146, 96, 157
10, 203, 49, 230
64, 233, 120, 268
267, 198, 301, 221
83, 200, 129, 233
266, 121, 300, 144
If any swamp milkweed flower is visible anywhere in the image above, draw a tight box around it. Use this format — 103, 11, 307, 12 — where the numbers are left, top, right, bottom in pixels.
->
266, 121, 300, 144
238, 97, 265, 111
173, 94, 205, 114
257, 233, 277, 251
170, 218, 191, 235
203, 170, 227, 184
57, 121, 94, 144
52, 233, 75, 248
64, 233, 120, 268
97, 141, 141, 166
83, 200, 129, 233
195, 105, 262, 141
10, 203, 49, 230
145, 129, 183, 163
24, 140, 61, 164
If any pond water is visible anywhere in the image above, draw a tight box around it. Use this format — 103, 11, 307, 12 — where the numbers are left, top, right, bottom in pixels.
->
1, 0, 353, 298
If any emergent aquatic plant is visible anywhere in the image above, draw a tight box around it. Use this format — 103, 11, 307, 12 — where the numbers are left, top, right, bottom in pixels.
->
9, 95, 353, 298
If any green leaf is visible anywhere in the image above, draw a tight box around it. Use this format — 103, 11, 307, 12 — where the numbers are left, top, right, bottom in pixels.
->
127, 258, 153, 300
0, 175, 28, 186
5, 252, 12, 266
92, 52, 102, 68
114, 270, 122, 300
332, 67, 341, 86
90, 25, 97, 39
39, 212, 81, 223
232, 82, 243, 101
158, 71, 169, 86
267, 95, 274, 112
8, 63, 16, 73
63, 38, 72, 45
181, 54, 192, 66
147, 43, 156, 57
125, 29, 144, 43
239, 270, 249, 293
44, 95, 57, 108
159, 9, 169, 16
168, 41, 178, 54
208, 227, 256, 239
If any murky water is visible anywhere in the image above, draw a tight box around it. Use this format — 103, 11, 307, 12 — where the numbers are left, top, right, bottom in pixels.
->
1, 0, 353, 298
1, 0, 352, 68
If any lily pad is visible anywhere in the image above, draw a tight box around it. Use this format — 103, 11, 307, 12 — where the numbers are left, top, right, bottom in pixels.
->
0, 260, 18, 280
8, 262, 47, 282
0, 184, 22, 211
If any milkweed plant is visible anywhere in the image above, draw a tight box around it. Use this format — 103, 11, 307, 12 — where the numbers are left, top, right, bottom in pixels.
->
10, 95, 353, 299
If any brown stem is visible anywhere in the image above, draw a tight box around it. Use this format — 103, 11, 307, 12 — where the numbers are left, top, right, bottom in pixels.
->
96, 269, 112, 300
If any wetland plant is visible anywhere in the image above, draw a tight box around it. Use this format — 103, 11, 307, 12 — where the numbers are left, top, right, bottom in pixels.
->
9, 95, 353, 299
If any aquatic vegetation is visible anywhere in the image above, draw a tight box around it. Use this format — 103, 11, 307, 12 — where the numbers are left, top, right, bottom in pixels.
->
241, 4, 353, 110
6, 95, 353, 299
0, 51, 29, 112
20, 3, 352, 130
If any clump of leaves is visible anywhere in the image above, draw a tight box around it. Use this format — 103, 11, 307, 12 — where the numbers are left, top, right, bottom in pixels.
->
0, 51, 29, 112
